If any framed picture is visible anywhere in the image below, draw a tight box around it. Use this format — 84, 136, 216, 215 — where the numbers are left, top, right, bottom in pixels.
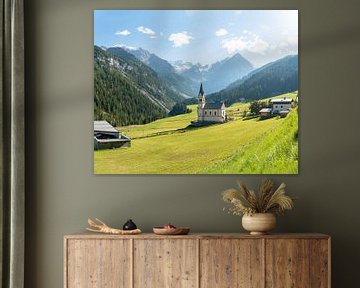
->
93, 10, 298, 174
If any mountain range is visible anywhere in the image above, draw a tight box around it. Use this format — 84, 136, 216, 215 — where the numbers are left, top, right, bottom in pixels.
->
115, 46, 254, 95
94, 45, 298, 126
207, 55, 298, 105
175, 53, 254, 94
108, 47, 196, 98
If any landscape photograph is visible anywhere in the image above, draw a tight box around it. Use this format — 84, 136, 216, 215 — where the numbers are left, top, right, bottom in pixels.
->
94, 10, 299, 174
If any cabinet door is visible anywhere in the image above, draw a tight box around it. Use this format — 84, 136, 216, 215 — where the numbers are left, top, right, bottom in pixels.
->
309, 239, 330, 288
66, 239, 131, 288
200, 239, 264, 288
266, 239, 310, 288
134, 239, 198, 288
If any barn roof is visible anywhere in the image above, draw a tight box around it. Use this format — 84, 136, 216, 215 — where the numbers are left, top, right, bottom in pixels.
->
204, 102, 224, 109
94, 121, 119, 133
260, 108, 272, 113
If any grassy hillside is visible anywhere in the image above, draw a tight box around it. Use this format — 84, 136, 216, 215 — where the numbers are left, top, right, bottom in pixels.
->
203, 108, 298, 174
94, 93, 298, 174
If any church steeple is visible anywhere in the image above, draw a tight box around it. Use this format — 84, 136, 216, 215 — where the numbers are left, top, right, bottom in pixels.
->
198, 83, 205, 109
198, 83, 205, 96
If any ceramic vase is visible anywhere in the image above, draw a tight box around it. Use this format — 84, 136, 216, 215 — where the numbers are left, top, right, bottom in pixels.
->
242, 213, 276, 235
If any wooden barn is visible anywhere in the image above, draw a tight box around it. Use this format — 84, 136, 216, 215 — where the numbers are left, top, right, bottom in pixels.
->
94, 121, 131, 150
259, 108, 272, 119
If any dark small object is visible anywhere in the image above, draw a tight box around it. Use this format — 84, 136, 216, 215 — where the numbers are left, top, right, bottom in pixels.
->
123, 219, 137, 230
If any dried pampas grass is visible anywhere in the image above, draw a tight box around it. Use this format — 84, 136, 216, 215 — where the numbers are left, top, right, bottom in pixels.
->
222, 179, 294, 216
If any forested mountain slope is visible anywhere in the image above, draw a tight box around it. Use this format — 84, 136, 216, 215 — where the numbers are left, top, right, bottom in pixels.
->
94, 46, 185, 126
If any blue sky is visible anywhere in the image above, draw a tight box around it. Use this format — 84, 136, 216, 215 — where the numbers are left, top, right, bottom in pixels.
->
94, 10, 298, 67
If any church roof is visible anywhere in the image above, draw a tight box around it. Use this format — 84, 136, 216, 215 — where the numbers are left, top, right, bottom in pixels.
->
198, 83, 204, 96
204, 102, 224, 109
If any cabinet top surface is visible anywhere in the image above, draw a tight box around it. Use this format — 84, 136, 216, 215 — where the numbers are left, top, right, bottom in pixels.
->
64, 232, 330, 240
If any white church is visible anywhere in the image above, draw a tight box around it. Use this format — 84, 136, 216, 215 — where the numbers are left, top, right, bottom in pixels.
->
197, 83, 226, 123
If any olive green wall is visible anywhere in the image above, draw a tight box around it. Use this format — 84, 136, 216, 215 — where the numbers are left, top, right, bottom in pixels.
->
24, 0, 360, 287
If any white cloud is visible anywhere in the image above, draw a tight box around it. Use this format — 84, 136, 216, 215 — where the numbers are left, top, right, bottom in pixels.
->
168, 32, 193, 47
222, 32, 269, 54
215, 28, 228, 37
115, 30, 131, 36
113, 44, 137, 50
137, 26, 156, 36
222, 38, 247, 54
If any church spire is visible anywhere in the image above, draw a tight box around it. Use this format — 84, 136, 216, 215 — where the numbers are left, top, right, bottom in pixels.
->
198, 83, 205, 110
198, 83, 204, 96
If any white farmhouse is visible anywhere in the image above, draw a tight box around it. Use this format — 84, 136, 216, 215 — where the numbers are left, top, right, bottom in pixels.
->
197, 83, 226, 123
270, 98, 294, 113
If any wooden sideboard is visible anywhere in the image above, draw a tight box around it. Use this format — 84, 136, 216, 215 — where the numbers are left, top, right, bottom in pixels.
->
64, 233, 330, 288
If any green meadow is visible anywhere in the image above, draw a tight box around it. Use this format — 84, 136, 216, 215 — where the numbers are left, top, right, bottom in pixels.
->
94, 92, 298, 174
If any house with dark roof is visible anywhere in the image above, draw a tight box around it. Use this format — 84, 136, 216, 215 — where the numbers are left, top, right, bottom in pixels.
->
94, 121, 131, 150
197, 83, 226, 123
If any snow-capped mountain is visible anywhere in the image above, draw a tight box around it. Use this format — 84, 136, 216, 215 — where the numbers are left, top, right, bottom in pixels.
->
107, 45, 254, 95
